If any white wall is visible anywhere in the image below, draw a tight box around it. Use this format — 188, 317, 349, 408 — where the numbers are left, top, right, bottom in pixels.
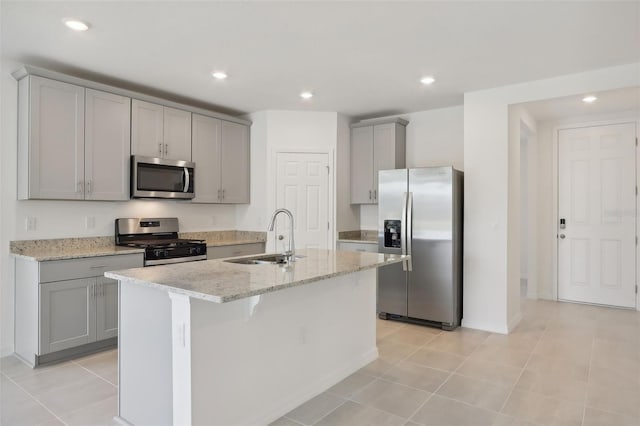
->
360, 105, 464, 229
0, 60, 236, 355
533, 108, 640, 301
463, 62, 640, 334
235, 110, 340, 252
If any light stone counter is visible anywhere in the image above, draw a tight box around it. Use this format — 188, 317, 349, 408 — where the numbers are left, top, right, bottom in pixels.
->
9, 230, 266, 261
9, 237, 144, 261
106, 248, 405, 303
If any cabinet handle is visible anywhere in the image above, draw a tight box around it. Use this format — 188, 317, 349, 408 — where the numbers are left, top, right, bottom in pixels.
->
99, 283, 104, 297
77, 181, 83, 193
165, 143, 169, 156
158, 143, 163, 155
369, 190, 372, 200
87, 180, 92, 194
217, 189, 221, 200
222, 189, 225, 199
90, 265, 107, 269
373, 189, 377, 201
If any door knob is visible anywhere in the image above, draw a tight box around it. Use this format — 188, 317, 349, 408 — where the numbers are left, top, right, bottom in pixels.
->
559, 234, 566, 239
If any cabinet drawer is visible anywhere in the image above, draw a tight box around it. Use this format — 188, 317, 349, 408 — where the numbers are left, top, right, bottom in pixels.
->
207, 243, 265, 260
40, 254, 144, 283
337, 242, 378, 253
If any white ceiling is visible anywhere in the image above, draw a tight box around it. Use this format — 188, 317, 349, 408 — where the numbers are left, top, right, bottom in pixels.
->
520, 86, 640, 122
2, 1, 639, 119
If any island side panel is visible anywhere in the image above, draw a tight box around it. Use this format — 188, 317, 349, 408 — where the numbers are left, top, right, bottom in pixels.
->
189, 268, 378, 426
118, 281, 173, 425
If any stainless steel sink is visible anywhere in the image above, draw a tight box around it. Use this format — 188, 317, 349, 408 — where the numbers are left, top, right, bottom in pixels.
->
224, 253, 305, 265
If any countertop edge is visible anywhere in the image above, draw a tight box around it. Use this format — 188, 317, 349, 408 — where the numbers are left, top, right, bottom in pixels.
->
10, 240, 266, 261
336, 239, 378, 245
105, 255, 406, 304
10, 248, 146, 262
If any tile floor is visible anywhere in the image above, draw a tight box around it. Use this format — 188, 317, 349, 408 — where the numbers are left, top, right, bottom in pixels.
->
1, 299, 639, 426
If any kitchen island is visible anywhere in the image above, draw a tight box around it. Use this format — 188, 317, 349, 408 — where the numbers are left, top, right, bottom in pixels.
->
105, 248, 405, 426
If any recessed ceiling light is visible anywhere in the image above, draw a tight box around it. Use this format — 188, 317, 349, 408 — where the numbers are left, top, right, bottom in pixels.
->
420, 76, 435, 85
300, 91, 313, 99
582, 95, 597, 103
211, 71, 228, 80
63, 19, 90, 31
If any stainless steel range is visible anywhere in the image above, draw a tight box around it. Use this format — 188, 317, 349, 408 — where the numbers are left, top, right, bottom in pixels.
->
115, 218, 207, 266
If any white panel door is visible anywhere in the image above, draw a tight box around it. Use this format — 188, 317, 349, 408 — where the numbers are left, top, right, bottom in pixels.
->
29, 76, 85, 199
85, 89, 131, 200
163, 106, 192, 160
558, 123, 637, 308
191, 114, 222, 203
131, 99, 164, 158
276, 152, 329, 251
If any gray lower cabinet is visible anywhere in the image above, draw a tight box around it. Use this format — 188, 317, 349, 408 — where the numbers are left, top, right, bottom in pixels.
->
40, 278, 95, 354
337, 241, 378, 253
15, 253, 143, 366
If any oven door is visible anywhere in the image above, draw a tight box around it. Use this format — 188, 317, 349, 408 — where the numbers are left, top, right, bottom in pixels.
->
131, 156, 195, 199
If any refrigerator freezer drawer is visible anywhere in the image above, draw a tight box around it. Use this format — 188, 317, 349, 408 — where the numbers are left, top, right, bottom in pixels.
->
377, 262, 407, 316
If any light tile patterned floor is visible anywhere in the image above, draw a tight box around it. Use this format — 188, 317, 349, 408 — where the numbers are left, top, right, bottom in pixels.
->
1, 299, 639, 426
1, 350, 118, 426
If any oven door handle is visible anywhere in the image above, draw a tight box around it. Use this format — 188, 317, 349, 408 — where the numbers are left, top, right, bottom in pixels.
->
183, 168, 190, 193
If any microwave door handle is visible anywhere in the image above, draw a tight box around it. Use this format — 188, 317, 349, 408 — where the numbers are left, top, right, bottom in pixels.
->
183, 168, 190, 192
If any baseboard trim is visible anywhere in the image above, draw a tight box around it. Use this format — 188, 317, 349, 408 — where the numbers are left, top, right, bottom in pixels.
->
461, 318, 508, 334
251, 347, 379, 426
507, 312, 523, 333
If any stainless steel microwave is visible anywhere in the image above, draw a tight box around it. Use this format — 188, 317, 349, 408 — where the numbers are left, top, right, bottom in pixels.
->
131, 156, 195, 199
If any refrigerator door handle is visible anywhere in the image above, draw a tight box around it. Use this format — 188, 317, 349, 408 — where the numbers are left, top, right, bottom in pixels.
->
406, 191, 413, 271
401, 192, 408, 271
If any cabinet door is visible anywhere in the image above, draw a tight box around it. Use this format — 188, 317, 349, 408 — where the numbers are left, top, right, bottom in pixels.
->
372, 123, 397, 204
28, 76, 85, 200
191, 114, 222, 203
163, 106, 192, 160
220, 121, 250, 203
85, 89, 131, 200
350, 126, 374, 204
40, 278, 96, 354
96, 277, 118, 341
131, 99, 164, 158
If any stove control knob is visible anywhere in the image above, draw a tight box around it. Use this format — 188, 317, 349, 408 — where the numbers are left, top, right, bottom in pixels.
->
154, 249, 162, 257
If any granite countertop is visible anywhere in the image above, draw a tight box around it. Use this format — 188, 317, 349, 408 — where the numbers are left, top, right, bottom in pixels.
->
105, 248, 406, 303
336, 230, 377, 244
10, 231, 266, 262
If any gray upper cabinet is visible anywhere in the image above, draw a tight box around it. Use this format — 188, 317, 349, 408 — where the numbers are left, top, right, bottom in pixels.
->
131, 99, 192, 161
85, 89, 131, 200
18, 76, 85, 200
191, 114, 222, 203
17, 76, 131, 201
220, 120, 250, 204
350, 118, 407, 204
191, 114, 250, 204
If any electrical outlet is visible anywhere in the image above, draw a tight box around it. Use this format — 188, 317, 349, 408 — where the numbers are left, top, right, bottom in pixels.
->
85, 216, 95, 229
25, 217, 36, 231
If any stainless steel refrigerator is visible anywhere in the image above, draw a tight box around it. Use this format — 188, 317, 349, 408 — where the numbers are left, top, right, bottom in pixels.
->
377, 167, 463, 330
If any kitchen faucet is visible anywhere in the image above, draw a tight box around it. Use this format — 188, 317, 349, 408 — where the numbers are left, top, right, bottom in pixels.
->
268, 208, 295, 263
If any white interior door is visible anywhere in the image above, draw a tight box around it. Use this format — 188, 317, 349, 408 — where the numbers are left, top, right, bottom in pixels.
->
275, 152, 330, 251
558, 123, 637, 308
